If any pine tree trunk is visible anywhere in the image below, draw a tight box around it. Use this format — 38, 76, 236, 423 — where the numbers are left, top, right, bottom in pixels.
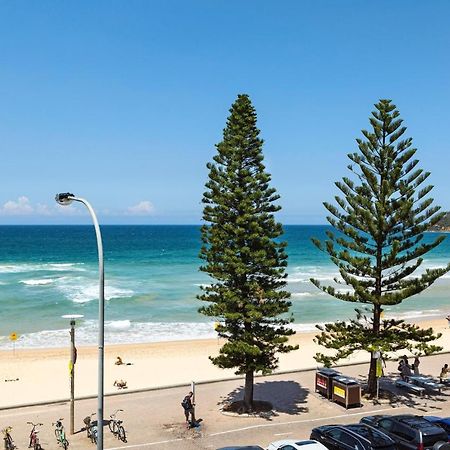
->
367, 356, 378, 396
243, 370, 254, 412
367, 305, 381, 396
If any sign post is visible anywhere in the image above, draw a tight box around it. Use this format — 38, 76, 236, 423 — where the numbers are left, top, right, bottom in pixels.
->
9, 332, 18, 356
191, 380, 196, 420
373, 350, 382, 399
62, 314, 84, 435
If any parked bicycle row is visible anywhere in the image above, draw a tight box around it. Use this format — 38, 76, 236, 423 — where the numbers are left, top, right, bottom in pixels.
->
218, 413, 450, 450
2, 409, 126, 450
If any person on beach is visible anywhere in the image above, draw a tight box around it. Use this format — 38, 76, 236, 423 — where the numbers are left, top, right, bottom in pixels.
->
413, 356, 420, 375
181, 391, 195, 427
115, 356, 123, 365
446, 315, 450, 328
399, 357, 412, 381
440, 364, 449, 383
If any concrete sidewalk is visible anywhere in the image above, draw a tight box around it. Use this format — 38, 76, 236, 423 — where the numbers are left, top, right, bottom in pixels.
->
1, 353, 450, 449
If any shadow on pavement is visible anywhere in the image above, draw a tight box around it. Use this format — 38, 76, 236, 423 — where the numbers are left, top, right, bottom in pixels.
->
353, 370, 449, 412
219, 380, 309, 415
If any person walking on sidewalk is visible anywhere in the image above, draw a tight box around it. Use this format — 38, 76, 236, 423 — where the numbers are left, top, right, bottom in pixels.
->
182, 391, 195, 427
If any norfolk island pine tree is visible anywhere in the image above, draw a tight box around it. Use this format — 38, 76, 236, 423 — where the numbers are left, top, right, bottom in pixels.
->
198, 94, 298, 411
311, 99, 450, 395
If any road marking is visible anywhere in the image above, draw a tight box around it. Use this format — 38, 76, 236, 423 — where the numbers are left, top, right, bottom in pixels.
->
274, 432, 293, 436
104, 406, 408, 449
106, 438, 184, 449
209, 407, 408, 436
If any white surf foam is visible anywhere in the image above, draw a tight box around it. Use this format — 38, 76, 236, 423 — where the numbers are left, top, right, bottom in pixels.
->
20, 278, 57, 286
0, 320, 218, 349
55, 277, 134, 303
0, 263, 86, 274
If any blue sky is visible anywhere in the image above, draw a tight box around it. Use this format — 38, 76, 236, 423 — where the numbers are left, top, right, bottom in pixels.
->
1, 1, 449, 224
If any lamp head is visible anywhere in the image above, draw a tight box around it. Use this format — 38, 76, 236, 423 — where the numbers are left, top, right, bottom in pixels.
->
55, 192, 75, 205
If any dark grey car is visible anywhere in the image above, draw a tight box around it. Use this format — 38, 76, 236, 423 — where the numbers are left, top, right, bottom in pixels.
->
360, 415, 449, 450
310, 423, 396, 450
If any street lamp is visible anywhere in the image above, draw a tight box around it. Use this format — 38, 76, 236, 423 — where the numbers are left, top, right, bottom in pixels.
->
61, 314, 84, 435
56, 193, 105, 450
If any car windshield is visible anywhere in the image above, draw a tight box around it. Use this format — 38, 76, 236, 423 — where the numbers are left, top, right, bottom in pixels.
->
346, 425, 393, 447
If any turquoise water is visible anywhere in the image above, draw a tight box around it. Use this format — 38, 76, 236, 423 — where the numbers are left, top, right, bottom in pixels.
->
0, 225, 449, 348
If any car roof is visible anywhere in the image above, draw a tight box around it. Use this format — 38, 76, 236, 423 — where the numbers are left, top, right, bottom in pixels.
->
426, 417, 450, 425
345, 424, 395, 446
269, 439, 328, 449
395, 416, 446, 434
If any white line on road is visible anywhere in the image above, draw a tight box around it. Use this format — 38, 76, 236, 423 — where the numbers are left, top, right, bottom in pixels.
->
273, 432, 293, 436
105, 406, 408, 449
209, 406, 408, 436
106, 437, 184, 449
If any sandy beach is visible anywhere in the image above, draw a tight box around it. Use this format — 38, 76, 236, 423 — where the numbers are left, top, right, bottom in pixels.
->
1, 317, 449, 408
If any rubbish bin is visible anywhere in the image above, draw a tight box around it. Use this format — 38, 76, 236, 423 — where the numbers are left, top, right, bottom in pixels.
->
332, 376, 361, 409
315, 368, 341, 399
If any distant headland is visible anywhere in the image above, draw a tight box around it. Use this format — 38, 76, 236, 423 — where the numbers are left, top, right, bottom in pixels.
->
430, 212, 450, 232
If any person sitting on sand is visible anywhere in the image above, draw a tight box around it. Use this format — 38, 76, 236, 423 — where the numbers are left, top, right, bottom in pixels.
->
440, 364, 449, 383
113, 379, 127, 389
115, 356, 123, 365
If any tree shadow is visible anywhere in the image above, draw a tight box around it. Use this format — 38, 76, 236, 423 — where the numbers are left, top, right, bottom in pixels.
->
218, 380, 309, 417
354, 370, 449, 412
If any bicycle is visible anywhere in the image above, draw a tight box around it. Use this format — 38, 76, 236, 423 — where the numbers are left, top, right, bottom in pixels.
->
2, 426, 16, 450
109, 409, 127, 442
27, 422, 43, 450
83, 413, 98, 444
53, 418, 69, 449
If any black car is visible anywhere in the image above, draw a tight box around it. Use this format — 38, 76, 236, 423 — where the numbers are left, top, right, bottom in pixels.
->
360, 415, 449, 450
310, 423, 396, 450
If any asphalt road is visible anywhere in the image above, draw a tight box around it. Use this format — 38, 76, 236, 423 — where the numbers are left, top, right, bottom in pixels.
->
1, 353, 450, 449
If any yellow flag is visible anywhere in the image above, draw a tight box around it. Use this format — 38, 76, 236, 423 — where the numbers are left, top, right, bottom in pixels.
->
68, 361, 73, 375
376, 358, 383, 378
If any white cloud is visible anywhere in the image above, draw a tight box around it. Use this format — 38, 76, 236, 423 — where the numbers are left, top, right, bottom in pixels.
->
1, 196, 34, 215
126, 200, 155, 216
0, 196, 85, 217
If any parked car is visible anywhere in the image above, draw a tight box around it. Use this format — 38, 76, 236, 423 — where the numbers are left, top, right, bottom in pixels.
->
267, 439, 328, 450
424, 417, 450, 440
360, 415, 448, 450
310, 423, 396, 450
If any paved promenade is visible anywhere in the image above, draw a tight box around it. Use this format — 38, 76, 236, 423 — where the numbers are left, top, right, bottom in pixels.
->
1, 353, 450, 449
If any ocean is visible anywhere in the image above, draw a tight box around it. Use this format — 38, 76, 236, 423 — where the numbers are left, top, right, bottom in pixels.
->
0, 225, 449, 349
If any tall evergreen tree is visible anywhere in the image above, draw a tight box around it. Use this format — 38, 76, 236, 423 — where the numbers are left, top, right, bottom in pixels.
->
312, 99, 450, 395
199, 94, 298, 411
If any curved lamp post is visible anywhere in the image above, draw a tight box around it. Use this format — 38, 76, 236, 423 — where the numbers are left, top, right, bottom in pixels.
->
56, 193, 104, 450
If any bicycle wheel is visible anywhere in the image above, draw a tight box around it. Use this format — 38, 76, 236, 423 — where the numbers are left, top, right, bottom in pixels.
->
118, 425, 127, 443
108, 420, 117, 434
63, 438, 69, 450
6, 435, 15, 450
